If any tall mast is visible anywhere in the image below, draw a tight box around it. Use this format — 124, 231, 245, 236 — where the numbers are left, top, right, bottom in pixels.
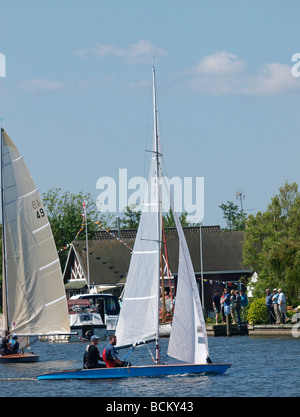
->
1, 128, 9, 334
152, 66, 161, 364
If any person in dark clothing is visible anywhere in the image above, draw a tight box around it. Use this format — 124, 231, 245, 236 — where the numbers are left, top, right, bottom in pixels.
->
234, 290, 242, 323
0, 334, 14, 355
265, 289, 275, 324
212, 290, 221, 325
83, 335, 106, 369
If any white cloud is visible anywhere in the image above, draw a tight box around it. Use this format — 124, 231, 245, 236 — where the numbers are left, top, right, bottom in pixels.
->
19, 78, 66, 92
183, 51, 246, 95
184, 52, 300, 96
192, 51, 246, 75
242, 63, 299, 95
76, 40, 167, 64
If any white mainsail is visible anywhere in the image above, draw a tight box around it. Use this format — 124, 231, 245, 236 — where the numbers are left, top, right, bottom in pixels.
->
116, 116, 162, 347
116, 67, 209, 365
1, 129, 70, 336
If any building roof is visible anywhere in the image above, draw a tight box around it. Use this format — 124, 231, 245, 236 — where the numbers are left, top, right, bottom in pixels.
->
165, 227, 249, 274
63, 226, 251, 288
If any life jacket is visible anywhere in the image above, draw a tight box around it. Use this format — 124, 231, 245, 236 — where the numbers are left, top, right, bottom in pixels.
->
102, 345, 117, 368
0, 337, 13, 355
83, 344, 95, 368
0, 337, 8, 348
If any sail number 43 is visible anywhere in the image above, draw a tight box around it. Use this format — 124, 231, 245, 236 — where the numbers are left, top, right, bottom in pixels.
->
32, 199, 45, 219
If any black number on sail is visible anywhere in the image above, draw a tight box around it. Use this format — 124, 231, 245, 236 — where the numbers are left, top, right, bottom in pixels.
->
36, 208, 45, 219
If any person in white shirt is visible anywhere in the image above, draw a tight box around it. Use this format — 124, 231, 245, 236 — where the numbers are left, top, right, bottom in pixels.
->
272, 289, 281, 324
278, 289, 286, 324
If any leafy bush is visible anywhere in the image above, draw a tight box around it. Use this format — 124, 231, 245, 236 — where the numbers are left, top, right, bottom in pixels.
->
246, 298, 268, 324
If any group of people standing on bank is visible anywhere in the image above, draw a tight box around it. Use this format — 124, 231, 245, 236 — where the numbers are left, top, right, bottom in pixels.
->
212, 288, 248, 325
265, 288, 286, 324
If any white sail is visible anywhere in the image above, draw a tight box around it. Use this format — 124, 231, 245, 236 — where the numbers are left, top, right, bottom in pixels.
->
115, 139, 162, 347
167, 195, 209, 363
1, 130, 70, 336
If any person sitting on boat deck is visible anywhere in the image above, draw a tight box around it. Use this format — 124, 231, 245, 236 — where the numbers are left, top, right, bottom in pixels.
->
206, 356, 213, 364
0, 334, 14, 355
9, 335, 19, 353
102, 334, 130, 368
83, 335, 106, 369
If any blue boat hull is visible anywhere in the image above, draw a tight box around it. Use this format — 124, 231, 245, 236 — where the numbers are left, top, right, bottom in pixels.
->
37, 363, 230, 380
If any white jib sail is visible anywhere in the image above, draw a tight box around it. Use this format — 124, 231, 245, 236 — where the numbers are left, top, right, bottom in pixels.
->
116, 145, 162, 348
167, 191, 209, 364
1, 130, 70, 335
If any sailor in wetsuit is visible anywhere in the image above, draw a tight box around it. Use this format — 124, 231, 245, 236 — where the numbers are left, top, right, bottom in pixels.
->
0, 333, 19, 355
9, 335, 19, 353
83, 335, 106, 369
102, 334, 129, 368
0, 335, 13, 355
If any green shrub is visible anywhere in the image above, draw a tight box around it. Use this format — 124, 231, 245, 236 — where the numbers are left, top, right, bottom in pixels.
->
246, 298, 268, 324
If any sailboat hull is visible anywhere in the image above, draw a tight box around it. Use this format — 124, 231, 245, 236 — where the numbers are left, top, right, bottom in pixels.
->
37, 363, 230, 380
0, 353, 40, 363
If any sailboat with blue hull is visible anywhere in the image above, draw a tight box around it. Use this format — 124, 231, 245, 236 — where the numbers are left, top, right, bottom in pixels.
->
37, 363, 230, 380
37, 67, 230, 380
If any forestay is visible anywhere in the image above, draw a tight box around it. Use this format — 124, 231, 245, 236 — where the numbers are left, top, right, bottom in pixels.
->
1, 130, 70, 336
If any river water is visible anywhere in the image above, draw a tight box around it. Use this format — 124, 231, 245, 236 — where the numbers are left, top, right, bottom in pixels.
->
0, 336, 299, 398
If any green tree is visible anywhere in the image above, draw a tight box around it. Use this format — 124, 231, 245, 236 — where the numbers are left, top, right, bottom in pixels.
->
118, 205, 141, 229
243, 181, 300, 303
163, 208, 190, 228
219, 201, 247, 230
118, 205, 191, 230
42, 188, 107, 269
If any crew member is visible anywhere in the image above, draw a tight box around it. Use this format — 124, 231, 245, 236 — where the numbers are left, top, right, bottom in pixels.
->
0, 333, 14, 355
9, 335, 20, 353
102, 334, 128, 368
83, 335, 106, 369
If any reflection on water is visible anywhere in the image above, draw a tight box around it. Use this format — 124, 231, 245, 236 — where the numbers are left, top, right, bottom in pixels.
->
0, 336, 299, 397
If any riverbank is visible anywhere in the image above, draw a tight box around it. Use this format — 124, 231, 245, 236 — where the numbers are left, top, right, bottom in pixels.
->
206, 323, 299, 337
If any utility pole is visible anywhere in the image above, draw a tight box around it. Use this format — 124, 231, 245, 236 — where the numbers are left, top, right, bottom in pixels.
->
236, 189, 245, 214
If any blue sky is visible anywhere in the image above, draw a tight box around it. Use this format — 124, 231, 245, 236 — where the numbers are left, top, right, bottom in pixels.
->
0, 1, 300, 227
